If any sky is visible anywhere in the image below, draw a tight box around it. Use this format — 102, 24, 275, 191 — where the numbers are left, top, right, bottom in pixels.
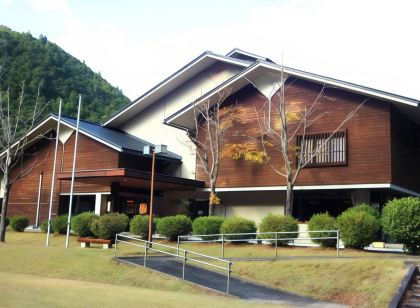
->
0, 0, 419, 101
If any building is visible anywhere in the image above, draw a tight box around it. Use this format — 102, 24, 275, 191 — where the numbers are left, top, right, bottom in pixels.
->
1, 49, 419, 224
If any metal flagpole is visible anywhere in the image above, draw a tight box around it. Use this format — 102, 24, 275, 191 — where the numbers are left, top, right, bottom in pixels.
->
35, 172, 43, 228
46, 99, 62, 247
65, 94, 81, 248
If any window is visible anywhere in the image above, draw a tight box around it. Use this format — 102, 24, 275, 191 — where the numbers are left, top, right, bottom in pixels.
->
297, 131, 347, 167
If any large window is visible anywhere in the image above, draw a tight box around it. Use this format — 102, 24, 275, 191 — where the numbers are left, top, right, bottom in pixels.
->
297, 131, 347, 167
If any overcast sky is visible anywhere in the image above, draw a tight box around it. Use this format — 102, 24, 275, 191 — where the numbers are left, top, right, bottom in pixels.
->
1, 0, 419, 101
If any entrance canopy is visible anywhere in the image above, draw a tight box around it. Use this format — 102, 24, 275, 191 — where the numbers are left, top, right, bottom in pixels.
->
58, 168, 204, 191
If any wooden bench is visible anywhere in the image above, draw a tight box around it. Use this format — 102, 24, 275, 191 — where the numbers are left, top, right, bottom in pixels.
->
77, 237, 112, 249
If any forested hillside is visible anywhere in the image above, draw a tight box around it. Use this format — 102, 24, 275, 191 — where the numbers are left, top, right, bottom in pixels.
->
0, 25, 130, 123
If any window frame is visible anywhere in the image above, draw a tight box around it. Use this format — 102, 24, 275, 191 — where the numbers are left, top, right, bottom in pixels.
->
296, 130, 348, 168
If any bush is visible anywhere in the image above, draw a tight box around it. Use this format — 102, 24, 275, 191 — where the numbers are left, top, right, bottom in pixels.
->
40, 220, 49, 233
130, 215, 157, 238
382, 197, 420, 253
156, 215, 192, 241
51, 215, 68, 234
308, 212, 337, 247
10, 215, 29, 232
192, 216, 224, 239
220, 216, 257, 242
91, 213, 129, 240
71, 212, 98, 237
352, 203, 379, 218
337, 207, 380, 249
258, 214, 298, 245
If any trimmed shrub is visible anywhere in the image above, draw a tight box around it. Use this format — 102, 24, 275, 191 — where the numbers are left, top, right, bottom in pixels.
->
10, 215, 29, 232
382, 197, 420, 253
40, 220, 49, 233
192, 216, 224, 239
308, 212, 337, 247
352, 203, 379, 218
220, 216, 257, 242
130, 215, 157, 238
156, 215, 192, 241
51, 215, 68, 234
337, 207, 380, 249
90, 213, 129, 240
258, 214, 298, 245
71, 212, 98, 237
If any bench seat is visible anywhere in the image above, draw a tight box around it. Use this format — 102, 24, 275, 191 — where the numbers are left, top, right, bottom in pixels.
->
77, 237, 112, 249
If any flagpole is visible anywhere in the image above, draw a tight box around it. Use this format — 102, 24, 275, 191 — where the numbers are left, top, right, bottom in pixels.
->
65, 94, 81, 248
46, 99, 62, 247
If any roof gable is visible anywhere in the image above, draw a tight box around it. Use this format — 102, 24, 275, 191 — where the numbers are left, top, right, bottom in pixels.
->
103, 51, 251, 127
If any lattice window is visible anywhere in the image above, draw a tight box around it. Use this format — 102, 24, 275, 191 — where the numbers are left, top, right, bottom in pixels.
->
297, 131, 347, 167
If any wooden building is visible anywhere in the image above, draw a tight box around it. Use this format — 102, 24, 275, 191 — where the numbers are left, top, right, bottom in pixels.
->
2, 49, 419, 224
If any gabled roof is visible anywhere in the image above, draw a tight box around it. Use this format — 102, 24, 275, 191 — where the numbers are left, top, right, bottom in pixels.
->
225, 48, 275, 63
55, 115, 182, 160
1, 114, 181, 161
103, 51, 252, 127
165, 59, 420, 130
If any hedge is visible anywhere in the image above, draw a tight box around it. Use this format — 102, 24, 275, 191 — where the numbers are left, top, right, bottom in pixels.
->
156, 215, 192, 241
337, 207, 379, 249
130, 215, 157, 238
308, 212, 337, 247
382, 197, 420, 253
192, 216, 224, 239
71, 212, 98, 237
10, 215, 29, 232
51, 215, 68, 234
220, 216, 257, 242
258, 214, 298, 245
91, 213, 129, 240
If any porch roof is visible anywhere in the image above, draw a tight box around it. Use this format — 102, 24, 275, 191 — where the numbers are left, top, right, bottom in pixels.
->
57, 168, 204, 191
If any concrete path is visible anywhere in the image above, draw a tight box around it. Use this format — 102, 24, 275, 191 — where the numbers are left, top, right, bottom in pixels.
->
117, 256, 344, 307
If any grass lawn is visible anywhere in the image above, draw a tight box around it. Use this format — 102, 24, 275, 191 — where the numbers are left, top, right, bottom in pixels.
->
1, 231, 416, 307
177, 242, 417, 307
0, 231, 280, 308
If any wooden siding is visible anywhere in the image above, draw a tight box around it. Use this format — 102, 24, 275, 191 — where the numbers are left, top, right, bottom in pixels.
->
7, 133, 119, 223
391, 107, 420, 192
196, 80, 392, 187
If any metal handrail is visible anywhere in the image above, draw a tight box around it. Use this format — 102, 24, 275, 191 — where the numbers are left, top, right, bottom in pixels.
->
114, 233, 232, 293
178, 230, 340, 259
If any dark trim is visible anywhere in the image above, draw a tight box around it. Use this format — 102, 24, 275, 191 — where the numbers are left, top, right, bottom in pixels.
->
388, 265, 418, 308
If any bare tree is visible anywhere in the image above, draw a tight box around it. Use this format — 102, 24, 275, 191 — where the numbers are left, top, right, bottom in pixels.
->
224, 70, 366, 216
0, 84, 48, 241
255, 70, 366, 215
186, 91, 235, 216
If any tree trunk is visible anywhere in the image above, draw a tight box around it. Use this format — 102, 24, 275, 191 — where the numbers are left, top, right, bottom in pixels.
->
285, 182, 294, 216
0, 174, 9, 242
208, 185, 216, 216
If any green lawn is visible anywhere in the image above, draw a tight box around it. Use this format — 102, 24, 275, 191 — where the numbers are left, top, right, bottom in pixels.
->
0, 231, 281, 308
0, 231, 415, 307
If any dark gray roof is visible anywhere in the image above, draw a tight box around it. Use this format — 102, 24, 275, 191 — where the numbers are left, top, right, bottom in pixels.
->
52, 114, 181, 161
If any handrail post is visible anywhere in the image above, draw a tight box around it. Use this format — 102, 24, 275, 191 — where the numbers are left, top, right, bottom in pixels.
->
336, 230, 340, 258
221, 234, 225, 259
275, 232, 278, 259
177, 236, 180, 256
227, 262, 231, 294
182, 250, 187, 279
114, 234, 118, 258
144, 243, 148, 267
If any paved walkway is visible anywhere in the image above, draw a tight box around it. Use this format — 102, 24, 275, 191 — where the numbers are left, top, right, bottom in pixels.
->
117, 256, 344, 307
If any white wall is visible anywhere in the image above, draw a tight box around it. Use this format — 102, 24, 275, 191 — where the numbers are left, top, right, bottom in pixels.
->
120, 63, 243, 179
214, 191, 286, 225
